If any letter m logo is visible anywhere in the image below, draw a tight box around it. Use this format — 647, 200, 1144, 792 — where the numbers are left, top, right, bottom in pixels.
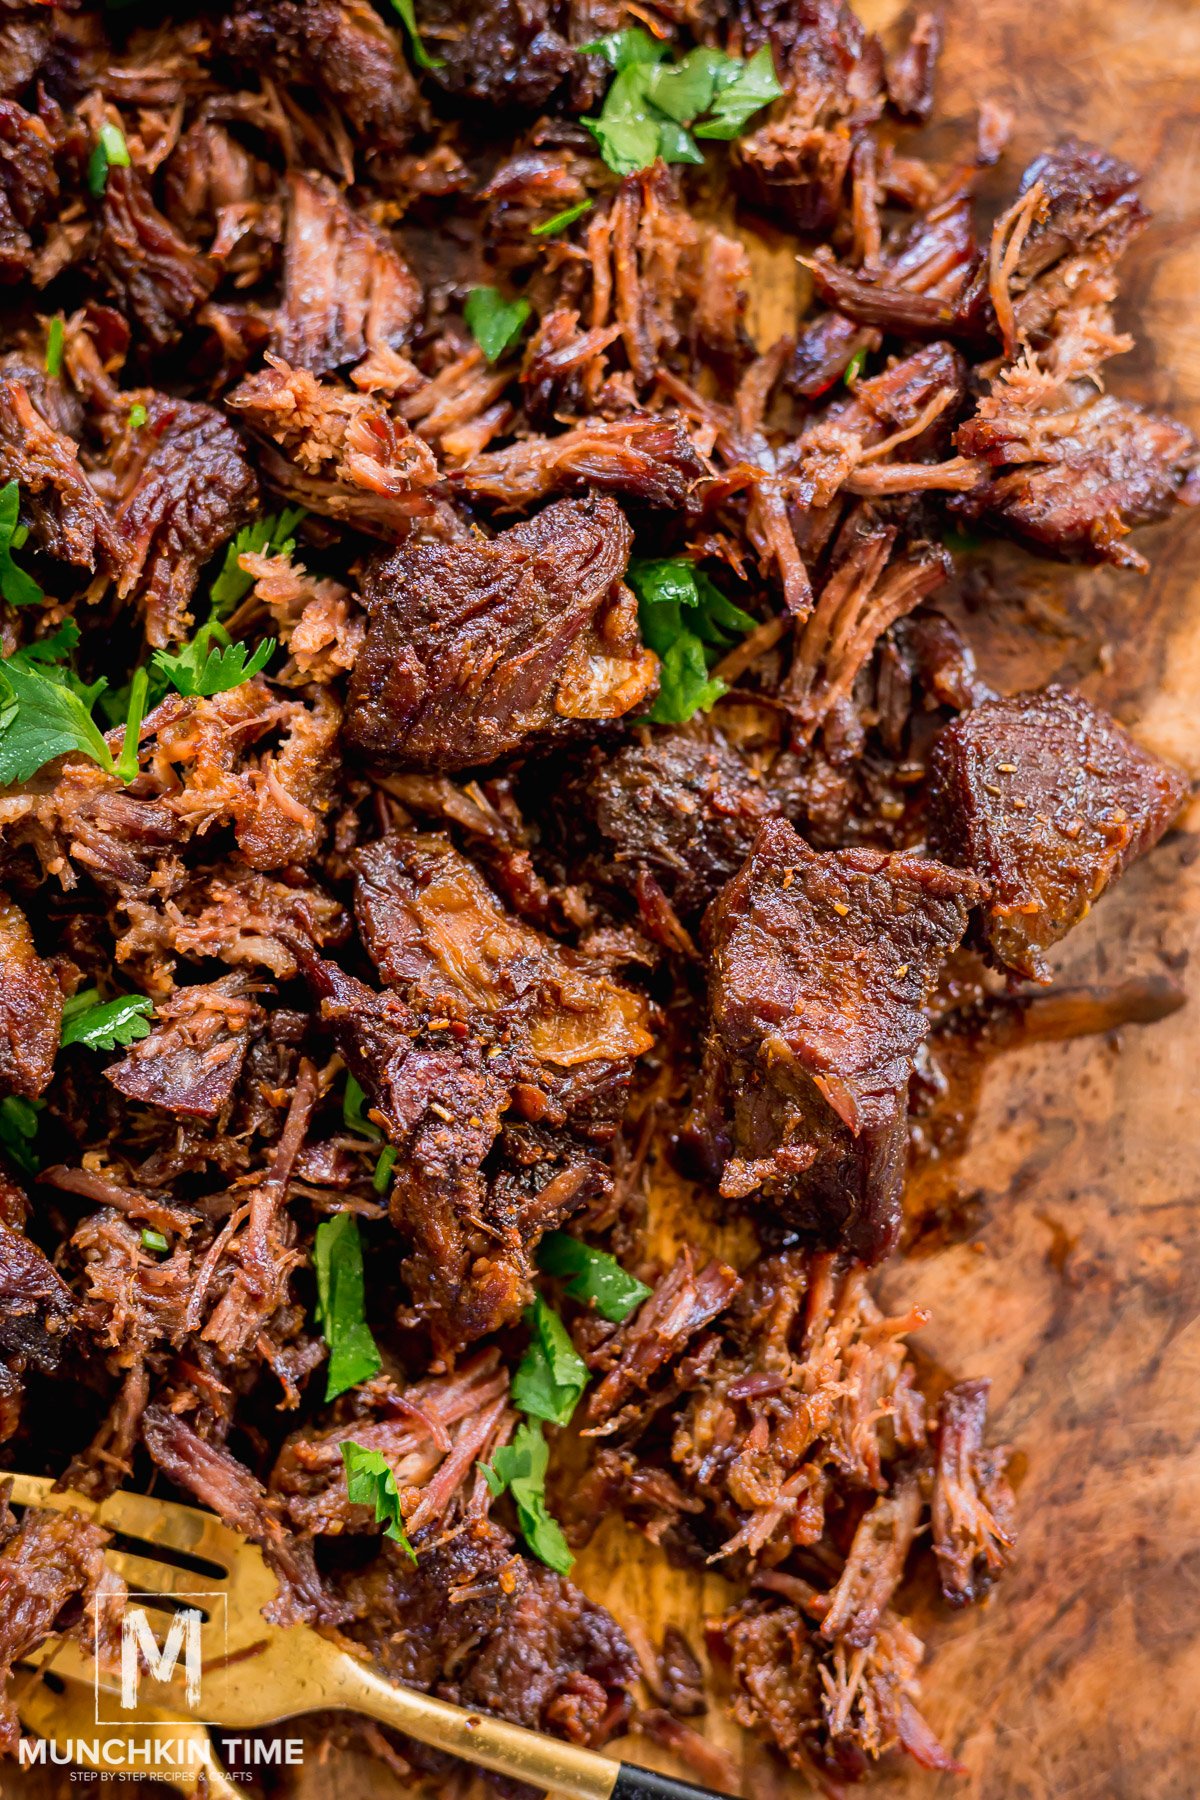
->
120, 1607, 203, 1710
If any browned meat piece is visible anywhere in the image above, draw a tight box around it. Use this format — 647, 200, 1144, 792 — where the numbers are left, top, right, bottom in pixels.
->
0, 1503, 121, 1752
722, 1598, 959, 1780
107, 974, 265, 1119
0, 378, 120, 573
789, 311, 878, 398
954, 362, 1197, 569
0, 895, 60, 1099
885, 10, 940, 121
582, 1246, 742, 1436
572, 730, 782, 925
142, 1403, 330, 1626
219, 0, 425, 161
0, 1212, 78, 1373
931, 1379, 1016, 1606
819, 1474, 922, 1646
110, 395, 259, 646
302, 833, 652, 1349
161, 118, 265, 240
456, 416, 706, 511
117, 865, 348, 985
0, 97, 57, 282
688, 818, 980, 1260
227, 356, 438, 537
928, 686, 1188, 980
276, 174, 420, 377
346, 496, 656, 770
419, 0, 587, 112
93, 165, 217, 351
804, 246, 993, 347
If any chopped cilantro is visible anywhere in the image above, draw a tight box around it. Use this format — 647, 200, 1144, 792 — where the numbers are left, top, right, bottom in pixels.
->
538, 1232, 651, 1324
844, 346, 867, 387
479, 1420, 573, 1576
114, 666, 148, 784
87, 120, 130, 198
510, 1294, 588, 1426
209, 508, 305, 620
531, 199, 594, 238
45, 318, 64, 379
388, 0, 442, 71
314, 1212, 383, 1402
60, 989, 153, 1052
582, 36, 782, 176
152, 623, 274, 699
0, 1095, 42, 1176
140, 1228, 169, 1253
341, 1442, 417, 1561
343, 1073, 382, 1140
628, 557, 755, 724
0, 657, 119, 786
372, 1145, 398, 1194
128, 402, 148, 430
8, 620, 80, 670
464, 286, 532, 364
0, 482, 43, 608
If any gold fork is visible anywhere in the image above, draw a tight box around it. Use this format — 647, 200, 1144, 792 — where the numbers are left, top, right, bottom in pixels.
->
8, 1474, 717, 1800
15, 1660, 242, 1798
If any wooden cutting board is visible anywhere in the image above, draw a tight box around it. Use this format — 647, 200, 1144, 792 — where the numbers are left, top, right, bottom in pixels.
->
12, 2, 1200, 1796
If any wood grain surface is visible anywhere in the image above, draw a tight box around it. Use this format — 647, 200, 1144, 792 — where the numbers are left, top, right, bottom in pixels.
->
12, 3, 1200, 1797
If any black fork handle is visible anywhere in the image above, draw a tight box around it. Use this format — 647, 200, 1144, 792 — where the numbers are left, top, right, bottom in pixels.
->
612, 1763, 728, 1800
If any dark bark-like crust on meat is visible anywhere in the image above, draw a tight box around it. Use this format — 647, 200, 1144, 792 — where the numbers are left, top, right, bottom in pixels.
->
928, 685, 1188, 981
346, 496, 656, 770
688, 817, 981, 1260
0, 895, 61, 1099
276, 173, 421, 376
93, 165, 217, 351
0, 1502, 119, 1752
0, 378, 121, 574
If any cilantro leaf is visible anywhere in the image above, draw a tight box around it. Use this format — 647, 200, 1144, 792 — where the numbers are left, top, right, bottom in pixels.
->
0, 658, 117, 785
9, 620, 80, 668
693, 43, 784, 139
115, 665, 148, 784
580, 28, 667, 72
314, 1212, 383, 1402
60, 989, 153, 1052
141, 1228, 169, 1253
87, 120, 130, 198
531, 199, 593, 238
538, 1232, 652, 1324
128, 402, 148, 430
209, 508, 305, 620
510, 1294, 588, 1426
341, 1442, 417, 1561
478, 1420, 573, 1575
628, 557, 755, 724
45, 318, 64, 379
343, 1073, 382, 1140
388, 0, 443, 70
152, 624, 274, 699
0, 482, 44, 608
465, 287, 532, 364
0, 1095, 42, 1177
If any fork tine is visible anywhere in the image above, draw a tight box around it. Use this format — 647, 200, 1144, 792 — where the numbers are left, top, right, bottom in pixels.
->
5, 1473, 245, 1575
100, 1547, 224, 1607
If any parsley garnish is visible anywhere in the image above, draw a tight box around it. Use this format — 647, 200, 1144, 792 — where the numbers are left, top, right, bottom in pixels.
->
140, 1228, 169, 1253
0, 482, 43, 608
479, 1420, 573, 1576
581, 35, 782, 175
538, 1232, 651, 1324
510, 1294, 589, 1426
341, 1443, 417, 1561
531, 199, 593, 238
87, 121, 130, 198
45, 318, 64, 379
388, 0, 442, 70
152, 623, 274, 699
60, 988, 153, 1052
464, 287, 532, 364
628, 557, 755, 724
313, 1212, 383, 1402
0, 1095, 42, 1176
0, 658, 115, 785
209, 508, 305, 621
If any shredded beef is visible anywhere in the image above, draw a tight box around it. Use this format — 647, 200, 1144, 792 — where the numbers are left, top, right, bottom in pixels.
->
0, 895, 61, 1099
276, 173, 421, 376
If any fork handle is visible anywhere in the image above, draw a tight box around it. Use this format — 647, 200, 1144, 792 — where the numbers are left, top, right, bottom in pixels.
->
322, 1648, 723, 1800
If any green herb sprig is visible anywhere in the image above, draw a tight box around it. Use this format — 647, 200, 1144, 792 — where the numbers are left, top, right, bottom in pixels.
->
629, 557, 755, 724
465, 287, 532, 364
479, 1420, 573, 1576
88, 120, 131, 198
510, 1294, 589, 1426
538, 1232, 651, 1323
341, 1442, 417, 1561
581, 33, 782, 176
314, 1212, 383, 1402
0, 1095, 42, 1176
0, 481, 43, 608
60, 988, 153, 1052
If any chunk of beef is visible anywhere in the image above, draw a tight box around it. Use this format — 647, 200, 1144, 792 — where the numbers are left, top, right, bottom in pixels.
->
302, 835, 652, 1348
0, 895, 61, 1099
954, 361, 1197, 569
106, 973, 265, 1119
0, 379, 120, 573
885, 10, 940, 122
688, 818, 980, 1261
0, 1504, 121, 1753
931, 1379, 1016, 1607
276, 174, 420, 377
456, 416, 706, 511
819, 1474, 922, 1646
419, 0, 584, 112
573, 730, 782, 926
110, 396, 259, 646
93, 165, 217, 351
218, 0, 424, 161
0, 1213, 78, 1373
0, 97, 57, 283
227, 357, 438, 537
928, 686, 1188, 981
346, 496, 656, 770
162, 118, 265, 240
